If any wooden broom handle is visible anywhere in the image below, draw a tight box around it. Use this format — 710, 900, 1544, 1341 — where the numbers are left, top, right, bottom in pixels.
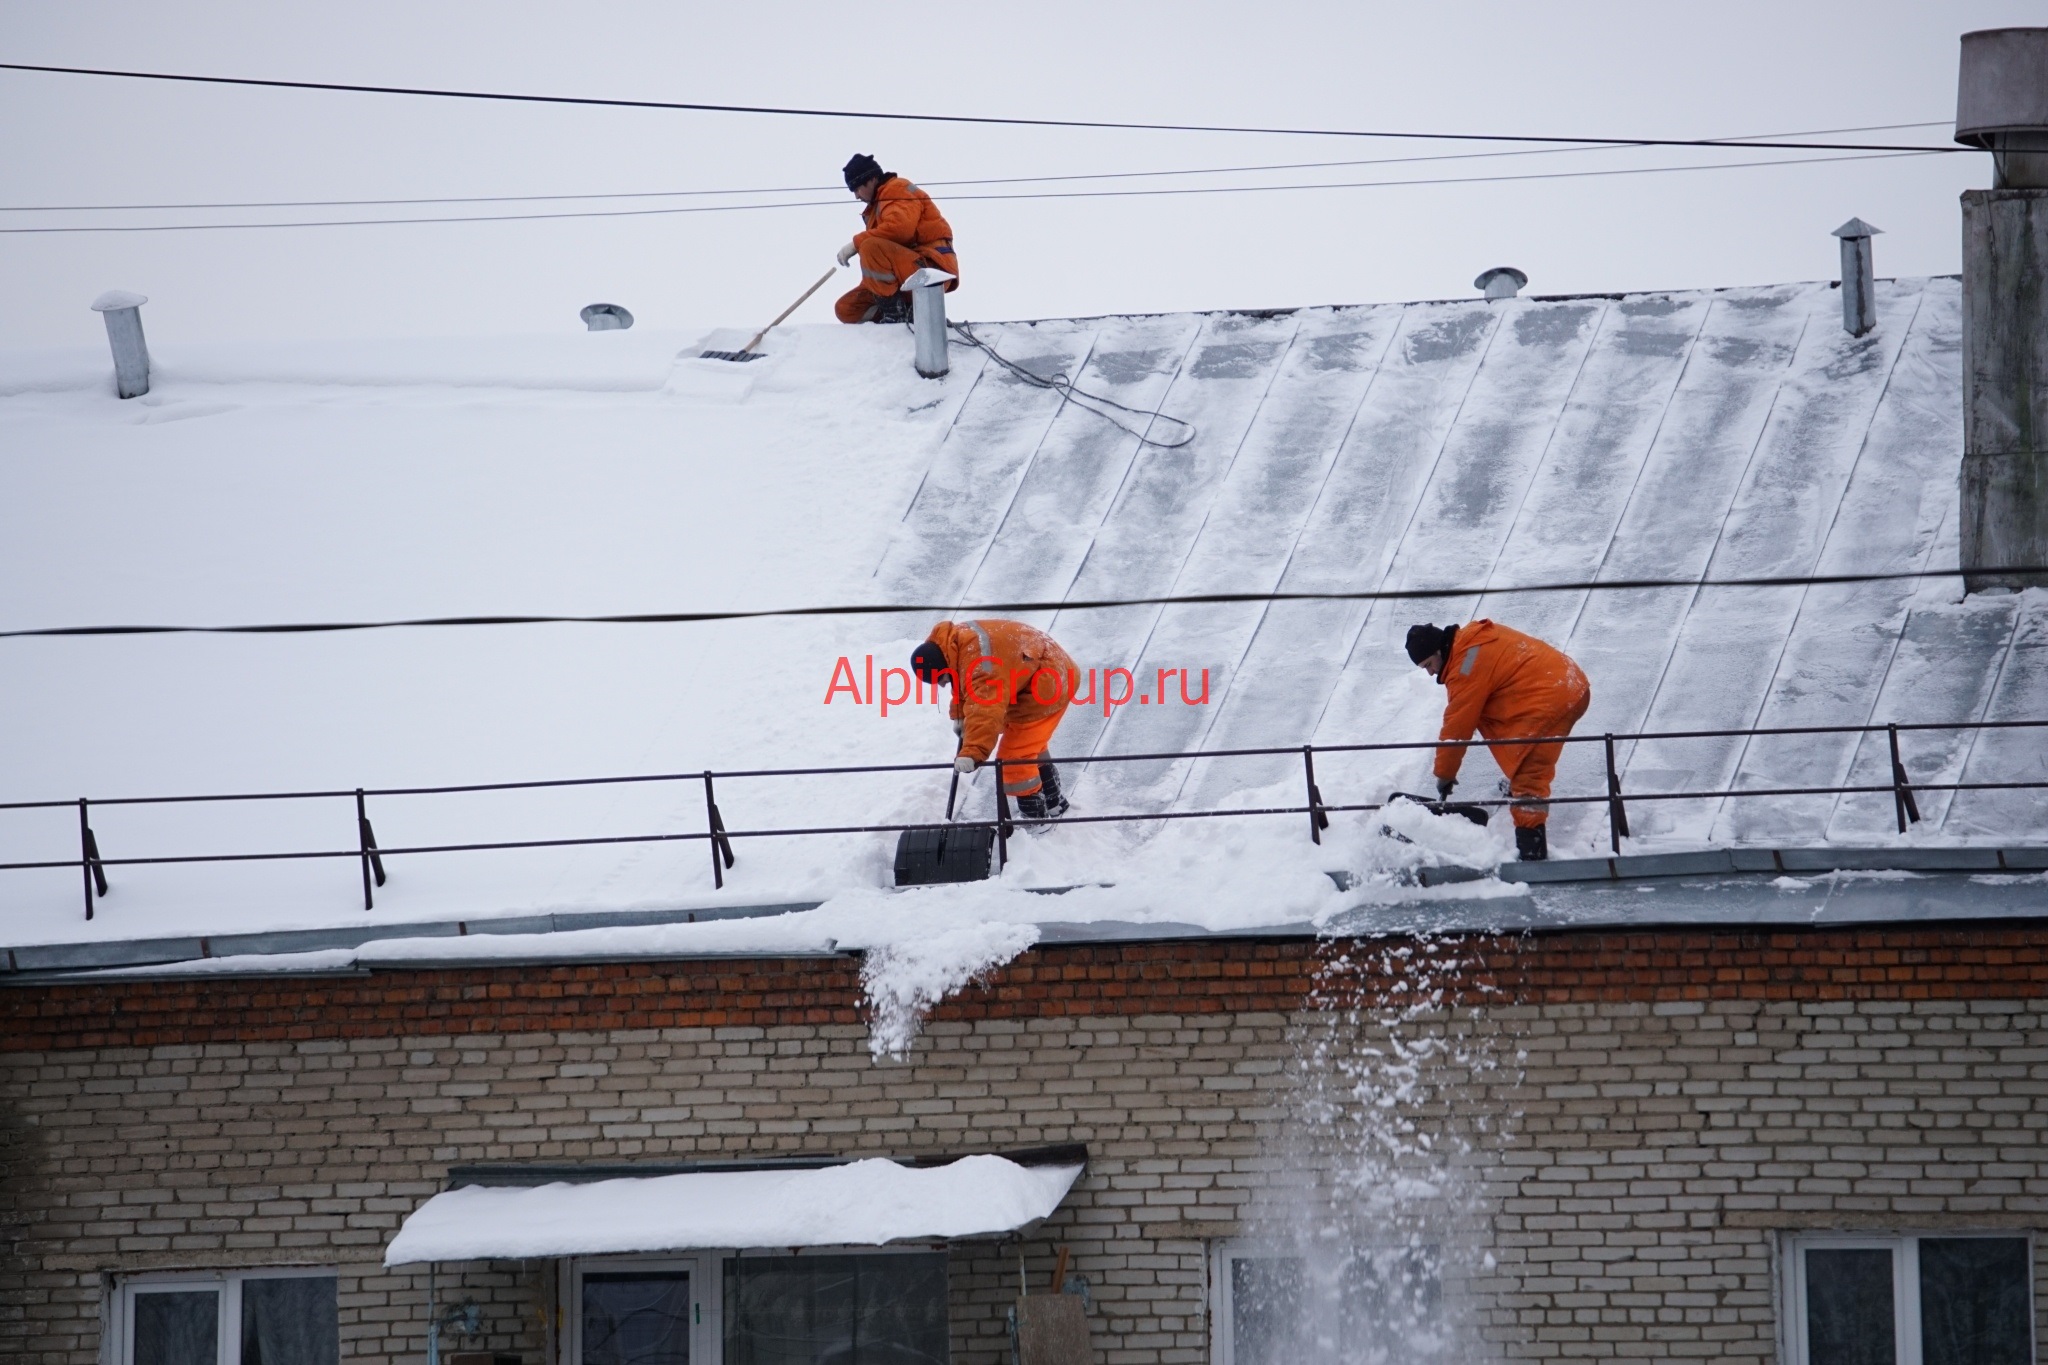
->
1050, 1245, 1070, 1294
741, 268, 839, 355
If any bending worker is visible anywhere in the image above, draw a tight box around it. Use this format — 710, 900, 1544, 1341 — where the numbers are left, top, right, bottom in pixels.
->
911, 620, 1077, 821
834, 154, 959, 325
1406, 620, 1590, 862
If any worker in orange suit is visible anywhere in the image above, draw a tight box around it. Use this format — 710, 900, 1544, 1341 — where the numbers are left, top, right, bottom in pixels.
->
1406, 621, 1591, 862
911, 620, 1077, 821
834, 153, 959, 325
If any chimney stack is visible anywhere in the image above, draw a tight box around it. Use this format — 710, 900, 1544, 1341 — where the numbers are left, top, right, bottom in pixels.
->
1832, 219, 1882, 337
1958, 28, 2048, 593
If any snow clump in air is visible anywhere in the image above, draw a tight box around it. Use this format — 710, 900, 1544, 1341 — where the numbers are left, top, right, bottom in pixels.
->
861, 915, 1042, 1062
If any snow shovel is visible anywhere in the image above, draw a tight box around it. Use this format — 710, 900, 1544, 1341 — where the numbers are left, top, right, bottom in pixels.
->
1380, 790, 1492, 843
699, 267, 838, 362
893, 769, 996, 886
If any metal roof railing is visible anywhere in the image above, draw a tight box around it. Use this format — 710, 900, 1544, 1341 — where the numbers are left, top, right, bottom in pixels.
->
5, 719, 2044, 920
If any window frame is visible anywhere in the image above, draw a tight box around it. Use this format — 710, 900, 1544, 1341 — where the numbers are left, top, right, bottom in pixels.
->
1209, 1239, 1442, 1365
561, 1245, 949, 1365
1779, 1232, 2037, 1365
111, 1266, 339, 1365
566, 1253, 721, 1365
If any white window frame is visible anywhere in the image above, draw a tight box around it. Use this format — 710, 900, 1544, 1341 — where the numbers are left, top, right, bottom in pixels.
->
561, 1244, 949, 1365
1780, 1232, 2037, 1365
109, 1267, 338, 1365
1209, 1239, 1441, 1365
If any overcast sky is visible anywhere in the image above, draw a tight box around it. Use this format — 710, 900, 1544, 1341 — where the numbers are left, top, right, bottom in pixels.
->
3, 1, 2043, 351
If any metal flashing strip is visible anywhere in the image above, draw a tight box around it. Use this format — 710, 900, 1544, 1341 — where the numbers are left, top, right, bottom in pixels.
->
445, 1142, 1090, 1190
0, 899, 823, 982
1498, 846, 2047, 884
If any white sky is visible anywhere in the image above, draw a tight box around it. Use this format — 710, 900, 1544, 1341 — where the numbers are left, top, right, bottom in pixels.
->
3, 1, 2043, 350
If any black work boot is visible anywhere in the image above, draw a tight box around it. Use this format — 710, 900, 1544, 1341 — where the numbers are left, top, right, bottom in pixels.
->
873, 292, 912, 324
1037, 761, 1069, 818
1515, 823, 1549, 862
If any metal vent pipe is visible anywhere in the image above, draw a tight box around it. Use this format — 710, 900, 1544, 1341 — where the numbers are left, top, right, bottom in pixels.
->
1832, 218, 1882, 337
906, 267, 953, 378
90, 290, 150, 399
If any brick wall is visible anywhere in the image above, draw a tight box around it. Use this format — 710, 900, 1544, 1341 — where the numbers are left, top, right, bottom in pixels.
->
3, 926, 2047, 1362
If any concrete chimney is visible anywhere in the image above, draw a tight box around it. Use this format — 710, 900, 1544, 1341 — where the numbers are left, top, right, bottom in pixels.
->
90, 290, 150, 399
1958, 28, 2048, 592
1832, 218, 1882, 337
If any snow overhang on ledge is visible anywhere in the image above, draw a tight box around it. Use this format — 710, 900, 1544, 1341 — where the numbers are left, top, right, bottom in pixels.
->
383, 1150, 1086, 1266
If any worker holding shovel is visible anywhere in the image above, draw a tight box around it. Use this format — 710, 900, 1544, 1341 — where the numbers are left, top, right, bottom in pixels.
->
833, 153, 959, 325
1406, 621, 1591, 862
912, 620, 1075, 821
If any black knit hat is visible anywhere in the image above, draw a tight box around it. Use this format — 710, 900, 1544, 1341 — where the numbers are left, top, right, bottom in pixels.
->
843, 153, 885, 190
911, 640, 949, 682
1405, 623, 1452, 666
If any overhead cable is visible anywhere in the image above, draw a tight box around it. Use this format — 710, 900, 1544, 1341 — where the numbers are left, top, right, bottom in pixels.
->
0, 567, 2035, 640
0, 120, 1951, 214
0, 62, 1965, 153
0, 149, 1943, 235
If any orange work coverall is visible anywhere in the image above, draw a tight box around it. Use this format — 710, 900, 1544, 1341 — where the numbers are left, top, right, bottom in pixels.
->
1432, 620, 1591, 829
924, 619, 1077, 799
834, 176, 959, 324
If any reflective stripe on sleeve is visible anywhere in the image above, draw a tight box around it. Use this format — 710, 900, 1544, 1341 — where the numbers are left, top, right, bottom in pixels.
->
1460, 646, 1481, 676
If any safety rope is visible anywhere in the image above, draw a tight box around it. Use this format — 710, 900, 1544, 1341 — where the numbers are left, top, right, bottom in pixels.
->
945, 320, 1198, 449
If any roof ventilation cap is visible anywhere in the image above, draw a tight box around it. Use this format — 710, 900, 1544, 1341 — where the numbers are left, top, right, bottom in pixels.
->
1956, 27, 2048, 187
1474, 267, 1527, 300
580, 303, 634, 332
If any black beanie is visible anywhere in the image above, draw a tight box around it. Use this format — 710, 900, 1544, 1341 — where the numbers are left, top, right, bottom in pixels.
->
843, 153, 885, 190
911, 640, 948, 682
1405, 623, 1452, 666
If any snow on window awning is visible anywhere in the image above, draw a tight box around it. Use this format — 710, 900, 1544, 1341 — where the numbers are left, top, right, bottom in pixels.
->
383, 1154, 1084, 1265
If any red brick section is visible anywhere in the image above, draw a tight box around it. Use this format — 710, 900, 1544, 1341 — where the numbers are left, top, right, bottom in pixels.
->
4, 924, 2047, 1053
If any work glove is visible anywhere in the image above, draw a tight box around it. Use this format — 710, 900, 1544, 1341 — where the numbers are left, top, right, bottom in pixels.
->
951, 718, 964, 738
1436, 777, 1457, 801
836, 240, 858, 268
954, 756, 978, 775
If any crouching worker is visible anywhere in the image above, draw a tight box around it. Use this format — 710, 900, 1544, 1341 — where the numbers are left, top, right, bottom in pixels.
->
911, 620, 1077, 821
834, 153, 959, 325
1406, 620, 1590, 862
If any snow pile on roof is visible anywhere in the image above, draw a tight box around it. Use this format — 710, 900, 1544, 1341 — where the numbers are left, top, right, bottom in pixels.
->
382, 1154, 1084, 1264
1, 278, 2040, 960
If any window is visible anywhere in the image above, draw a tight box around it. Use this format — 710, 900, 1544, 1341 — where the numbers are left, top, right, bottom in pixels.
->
566, 1251, 946, 1365
1785, 1235, 2035, 1365
117, 1270, 338, 1365
1212, 1243, 1441, 1365
724, 1253, 948, 1365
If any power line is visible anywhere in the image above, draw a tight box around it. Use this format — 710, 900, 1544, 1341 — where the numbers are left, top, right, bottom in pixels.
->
0, 62, 1965, 153
0, 149, 1942, 235
0, 121, 1952, 214
0, 567, 2032, 640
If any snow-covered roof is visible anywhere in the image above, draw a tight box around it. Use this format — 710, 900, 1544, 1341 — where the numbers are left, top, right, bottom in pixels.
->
2, 277, 2041, 970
